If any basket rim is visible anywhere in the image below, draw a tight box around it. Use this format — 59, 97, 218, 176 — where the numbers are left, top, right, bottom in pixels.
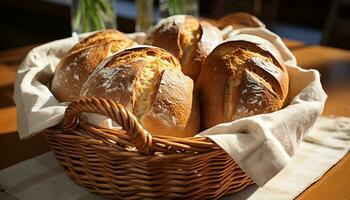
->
60, 97, 220, 155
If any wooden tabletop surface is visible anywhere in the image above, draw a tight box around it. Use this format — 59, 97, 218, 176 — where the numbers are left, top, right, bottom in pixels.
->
0, 39, 349, 199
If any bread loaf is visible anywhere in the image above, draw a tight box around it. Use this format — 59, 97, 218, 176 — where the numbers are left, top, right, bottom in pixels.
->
80, 46, 200, 137
144, 15, 223, 81
197, 34, 289, 129
218, 12, 265, 29
51, 29, 136, 102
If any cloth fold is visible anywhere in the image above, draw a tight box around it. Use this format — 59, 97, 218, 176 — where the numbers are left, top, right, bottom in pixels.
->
14, 28, 327, 186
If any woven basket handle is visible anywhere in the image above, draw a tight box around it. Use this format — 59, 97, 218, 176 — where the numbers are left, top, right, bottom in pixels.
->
62, 98, 153, 154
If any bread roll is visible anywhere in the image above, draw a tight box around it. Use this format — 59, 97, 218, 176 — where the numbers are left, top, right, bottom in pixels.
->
197, 34, 289, 129
144, 15, 223, 81
218, 12, 265, 29
80, 46, 200, 137
51, 29, 136, 102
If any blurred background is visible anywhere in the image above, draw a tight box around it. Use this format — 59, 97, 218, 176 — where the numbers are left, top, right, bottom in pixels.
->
0, 0, 349, 51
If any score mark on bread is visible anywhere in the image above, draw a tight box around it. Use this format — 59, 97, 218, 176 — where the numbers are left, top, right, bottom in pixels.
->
197, 34, 289, 129
144, 15, 223, 82
80, 46, 200, 137
51, 29, 136, 102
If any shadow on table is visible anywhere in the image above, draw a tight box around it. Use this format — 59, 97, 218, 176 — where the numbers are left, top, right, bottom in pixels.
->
319, 60, 350, 87
0, 131, 50, 170
222, 184, 259, 199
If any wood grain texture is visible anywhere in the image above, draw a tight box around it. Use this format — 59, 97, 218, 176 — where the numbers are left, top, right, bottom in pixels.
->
297, 153, 350, 200
0, 107, 16, 134
0, 44, 50, 170
292, 45, 350, 117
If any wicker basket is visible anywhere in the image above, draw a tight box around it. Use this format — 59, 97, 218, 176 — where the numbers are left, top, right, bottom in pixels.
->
44, 98, 253, 199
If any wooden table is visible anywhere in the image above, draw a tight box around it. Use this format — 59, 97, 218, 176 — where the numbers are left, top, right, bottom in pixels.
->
0, 40, 349, 199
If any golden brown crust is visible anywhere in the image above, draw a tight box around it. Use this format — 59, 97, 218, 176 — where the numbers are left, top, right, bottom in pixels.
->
226, 35, 285, 68
198, 21, 223, 56
196, 48, 230, 129
177, 16, 201, 80
51, 43, 112, 102
69, 29, 136, 54
225, 34, 288, 97
141, 69, 200, 137
218, 12, 265, 29
51, 29, 137, 102
144, 15, 223, 81
191, 21, 223, 81
144, 15, 185, 56
197, 35, 289, 129
80, 46, 200, 137
80, 46, 181, 109
80, 57, 145, 111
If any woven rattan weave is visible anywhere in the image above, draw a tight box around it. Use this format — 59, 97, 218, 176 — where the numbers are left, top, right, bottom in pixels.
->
45, 98, 253, 199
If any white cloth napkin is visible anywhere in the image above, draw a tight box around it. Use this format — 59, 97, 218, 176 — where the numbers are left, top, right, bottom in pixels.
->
225, 116, 350, 200
1, 117, 349, 200
13, 28, 327, 186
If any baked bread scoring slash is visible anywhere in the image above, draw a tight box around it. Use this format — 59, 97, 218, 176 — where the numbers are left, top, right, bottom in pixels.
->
80, 46, 200, 137
51, 29, 136, 102
144, 15, 223, 82
197, 34, 289, 129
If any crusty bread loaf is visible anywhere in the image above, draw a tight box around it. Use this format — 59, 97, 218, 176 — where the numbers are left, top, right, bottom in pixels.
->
68, 29, 136, 54
80, 46, 200, 137
197, 34, 289, 129
144, 15, 223, 81
51, 29, 136, 102
217, 12, 265, 29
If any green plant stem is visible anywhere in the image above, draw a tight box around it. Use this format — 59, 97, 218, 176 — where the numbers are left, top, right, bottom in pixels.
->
72, 0, 115, 33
